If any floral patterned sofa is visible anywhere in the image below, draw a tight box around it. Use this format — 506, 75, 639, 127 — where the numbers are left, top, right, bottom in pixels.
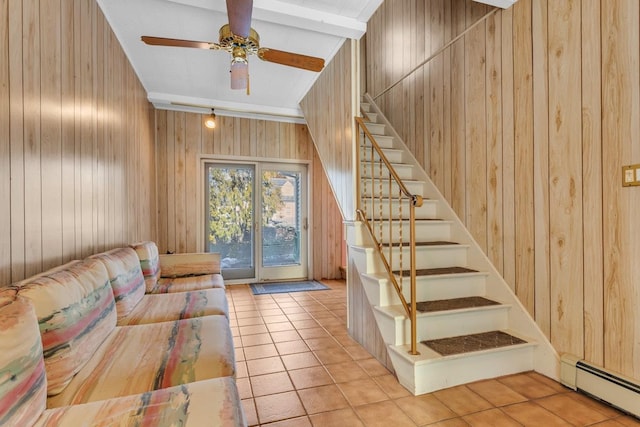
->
0, 243, 245, 426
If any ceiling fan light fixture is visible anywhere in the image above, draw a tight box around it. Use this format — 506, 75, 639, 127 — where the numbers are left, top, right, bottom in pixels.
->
230, 58, 248, 90
204, 109, 216, 129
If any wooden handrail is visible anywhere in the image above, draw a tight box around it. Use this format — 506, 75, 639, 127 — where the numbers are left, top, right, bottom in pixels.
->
355, 117, 422, 355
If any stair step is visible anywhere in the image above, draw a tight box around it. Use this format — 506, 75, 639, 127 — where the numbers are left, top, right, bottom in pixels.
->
395, 266, 478, 277
360, 133, 394, 148
422, 330, 527, 356
416, 296, 499, 313
360, 147, 404, 163
361, 179, 424, 196
388, 332, 536, 395
383, 240, 457, 248
361, 197, 438, 219
362, 122, 385, 135
363, 111, 378, 122
361, 162, 414, 180
375, 302, 510, 344
383, 244, 469, 271
361, 102, 371, 112
365, 219, 453, 242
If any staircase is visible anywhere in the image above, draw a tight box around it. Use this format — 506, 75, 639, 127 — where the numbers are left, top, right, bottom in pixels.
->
347, 93, 559, 395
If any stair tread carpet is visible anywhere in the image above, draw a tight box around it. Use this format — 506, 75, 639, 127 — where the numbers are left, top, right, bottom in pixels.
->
383, 241, 458, 247
415, 296, 499, 313
422, 331, 527, 356
394, 266, 478, 276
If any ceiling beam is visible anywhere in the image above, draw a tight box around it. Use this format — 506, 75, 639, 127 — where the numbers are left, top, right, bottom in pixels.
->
165, 0, 366, 39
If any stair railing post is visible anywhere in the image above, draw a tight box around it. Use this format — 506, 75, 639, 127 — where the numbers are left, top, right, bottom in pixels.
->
409, 196, 418, 355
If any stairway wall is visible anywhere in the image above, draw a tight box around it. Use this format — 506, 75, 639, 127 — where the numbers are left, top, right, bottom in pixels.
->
365, 0, 640, 381
300, 41, 356, 222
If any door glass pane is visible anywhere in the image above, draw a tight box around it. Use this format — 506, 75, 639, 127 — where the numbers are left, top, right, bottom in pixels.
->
206, 164, 255, 279
262, 170, 301, 267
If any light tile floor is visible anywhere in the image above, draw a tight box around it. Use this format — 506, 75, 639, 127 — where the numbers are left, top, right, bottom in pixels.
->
227, 280, 639, 427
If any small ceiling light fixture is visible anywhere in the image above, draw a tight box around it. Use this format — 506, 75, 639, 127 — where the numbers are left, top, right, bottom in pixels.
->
204, 108, 216, 129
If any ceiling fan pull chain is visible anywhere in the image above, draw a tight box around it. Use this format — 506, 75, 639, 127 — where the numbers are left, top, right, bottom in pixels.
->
246, 74, 250, 96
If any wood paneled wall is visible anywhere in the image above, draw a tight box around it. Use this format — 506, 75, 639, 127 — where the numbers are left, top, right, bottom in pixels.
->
301, 41, 356, 221
0, 0, 156, 284
154, 111, 344, 280
365, 0, 640, 379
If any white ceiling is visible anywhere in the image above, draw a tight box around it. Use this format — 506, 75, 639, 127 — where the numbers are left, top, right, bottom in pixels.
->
97, 0, 383, 123
97, 0, 512, 123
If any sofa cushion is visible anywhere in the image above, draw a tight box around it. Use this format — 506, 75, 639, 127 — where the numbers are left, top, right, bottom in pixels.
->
90, 247, 146, 319
117, 288, 229, 325
47, 315, 235, 407
130, 241, 161, 293
15, 259, 117, 396
0, 293, 48, 427
155, 273, 225, 294
35, 377, 245, 427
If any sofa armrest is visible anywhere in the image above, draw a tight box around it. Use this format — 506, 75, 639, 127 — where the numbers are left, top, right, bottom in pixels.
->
158, 253, 221, 277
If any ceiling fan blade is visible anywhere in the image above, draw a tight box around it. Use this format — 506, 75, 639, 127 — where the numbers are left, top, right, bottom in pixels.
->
226, 0, 253, 38
141, 36, 219, 50
258, 48, 325, 72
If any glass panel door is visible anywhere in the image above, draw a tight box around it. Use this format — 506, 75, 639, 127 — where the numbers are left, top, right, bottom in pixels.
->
205, 161, 308, 282
205, 163, 255, 280
260, 165, 307, 281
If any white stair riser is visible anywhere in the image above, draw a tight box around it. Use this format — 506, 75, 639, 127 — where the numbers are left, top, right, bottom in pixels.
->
365, 112, 378, 122
361, 199, 438, 220
361, 164, 414, 180
360, 147, 404, 164
360, 133, 393, 148
361, 102, 371, 113
390, 344, 536, 395
397, 274, 487, 302
365, 221, 452, 243
361, 180, 424, 197
364, 273, 488, 311
363, 122, 385, 134
377, 245, 468, 271
375, 306, 509, 345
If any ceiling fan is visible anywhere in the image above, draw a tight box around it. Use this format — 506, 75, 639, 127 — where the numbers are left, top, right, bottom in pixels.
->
141, 0, 325, 93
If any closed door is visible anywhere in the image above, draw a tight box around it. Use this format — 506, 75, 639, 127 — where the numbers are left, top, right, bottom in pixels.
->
204, 162, 308, 282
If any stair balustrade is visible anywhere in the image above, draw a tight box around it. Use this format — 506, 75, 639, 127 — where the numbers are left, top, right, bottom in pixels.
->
355, 116, 423, 355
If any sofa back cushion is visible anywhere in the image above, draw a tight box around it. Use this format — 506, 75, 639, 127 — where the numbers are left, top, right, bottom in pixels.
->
91, 247, 146, 319
130, 241, 161, 293
16, 258, 117, 396
0, 292, 47, 427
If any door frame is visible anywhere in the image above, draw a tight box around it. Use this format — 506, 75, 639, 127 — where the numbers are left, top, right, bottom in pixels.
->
197, 154, 313, 284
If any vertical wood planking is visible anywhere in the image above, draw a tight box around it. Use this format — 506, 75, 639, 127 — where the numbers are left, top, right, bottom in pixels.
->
23, 0, 43, 276
450, 0, 466, 218
0, 0, 10, 283
174, 112, 186, 252
512, 0, 535, 315
501, 6, 516, 291
3, 0, 156, 282
602, 0, 639, 376
184, 113, 200, 253
156, 110, 168, 253
464, 2, 488, 251
40, 0, 63, 270
486, 12, 504, 274
301, 40, 353, 221
531, 0, 551, 337
429, 0, 445, 193
581, 0, 603, 366
548, 0, 584, 355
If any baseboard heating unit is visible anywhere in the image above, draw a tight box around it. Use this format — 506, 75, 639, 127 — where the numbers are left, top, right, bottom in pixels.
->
560, 354, 639, 418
